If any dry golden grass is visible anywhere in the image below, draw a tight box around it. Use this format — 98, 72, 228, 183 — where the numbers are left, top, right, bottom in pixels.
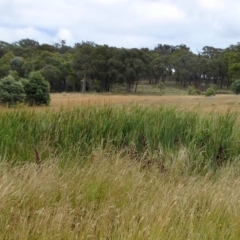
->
48, 93, 240, 114
1, 93, 240, 115
1, 151, 240, 239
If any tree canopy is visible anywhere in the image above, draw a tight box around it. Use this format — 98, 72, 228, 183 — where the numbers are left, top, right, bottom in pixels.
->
0, 38, 240, 93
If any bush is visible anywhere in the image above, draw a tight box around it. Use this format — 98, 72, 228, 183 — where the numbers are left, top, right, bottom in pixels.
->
23, 71, 50, 106
188, 86, 201, 95
0, 75, 26, 106
205, 87, 216, 97
230, 79, 240, 95
195, 89, 202, 95
9, 70, 20, 81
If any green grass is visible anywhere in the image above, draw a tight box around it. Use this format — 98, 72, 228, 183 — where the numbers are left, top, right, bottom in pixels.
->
0, 104, 238, 172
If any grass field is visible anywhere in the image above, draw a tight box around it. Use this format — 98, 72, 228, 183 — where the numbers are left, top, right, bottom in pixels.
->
23, 92, 240, 112
2, 154, 240, 239
1, 92, 240, 239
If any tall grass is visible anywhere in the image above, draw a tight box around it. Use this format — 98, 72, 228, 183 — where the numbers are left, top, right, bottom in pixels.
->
1, 104, 240, 238
1, 152, 240, 239
0, 104, 238, 172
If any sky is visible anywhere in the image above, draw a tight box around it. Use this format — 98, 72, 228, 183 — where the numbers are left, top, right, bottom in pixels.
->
0, 0, 240, 53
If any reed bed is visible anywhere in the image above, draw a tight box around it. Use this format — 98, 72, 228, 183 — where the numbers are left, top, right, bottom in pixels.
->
0, 104, 238, 172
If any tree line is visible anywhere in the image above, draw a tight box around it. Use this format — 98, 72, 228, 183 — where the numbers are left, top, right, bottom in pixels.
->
1, 38, 240, 93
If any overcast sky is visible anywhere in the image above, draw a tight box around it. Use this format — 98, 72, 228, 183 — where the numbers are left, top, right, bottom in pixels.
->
0, 0, 240, 52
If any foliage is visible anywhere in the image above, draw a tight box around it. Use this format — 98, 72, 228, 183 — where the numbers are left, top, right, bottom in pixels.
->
93, 79, 100, 92
188, 86, 201, 95
230, 79, 240, 94
40, 65, 62, 92
0, 38, 240, 93
205, 87, 216, 96
196, 89, 202, 95
0, 51, 15, 78
0, 75, 26, 106
10, 57, 25, 77
23, 71, 50, 106
9, 70, 20, 81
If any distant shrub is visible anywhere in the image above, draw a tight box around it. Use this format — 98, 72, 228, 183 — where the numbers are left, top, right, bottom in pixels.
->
195, 89, 202, 95
23, 71, 50, 106
230, 80, 240, 95
0, 75, 26, 106
188, 86, 201, 95
205, 87, 216, 97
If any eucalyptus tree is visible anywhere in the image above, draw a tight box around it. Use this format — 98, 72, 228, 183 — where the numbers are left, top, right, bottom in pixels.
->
200, 46, 229, 88
224, 45, 240, 84
72, 42, 96, 92
170, 46, 199, 88
40, 65, 62, 92
0, 41, 11, 58
0, 51, 15, 79
172, 52, 199, 88
91, 44, 115, 92
110, 48, 147, 92
15, 39, 39, 48
151, 56, 167, 84
10, 57, 25, 78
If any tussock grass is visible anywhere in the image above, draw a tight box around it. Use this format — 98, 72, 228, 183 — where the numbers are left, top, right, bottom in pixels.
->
1, 152, 240, 239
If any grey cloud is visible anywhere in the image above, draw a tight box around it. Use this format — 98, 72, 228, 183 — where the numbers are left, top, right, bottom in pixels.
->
0, 0, 239, 51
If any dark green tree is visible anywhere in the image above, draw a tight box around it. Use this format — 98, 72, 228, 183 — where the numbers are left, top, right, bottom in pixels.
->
72, 43, 95, 92
172, 51, 199, 88
10, 57, 25, 77
40, 65, 62, 92
0, 51, 15, 78
230, 79, 240, 94
0, 75, 26, 106
23, 71, 50, 106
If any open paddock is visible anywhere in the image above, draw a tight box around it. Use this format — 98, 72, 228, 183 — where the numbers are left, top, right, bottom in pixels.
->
46, 93, 240, 114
